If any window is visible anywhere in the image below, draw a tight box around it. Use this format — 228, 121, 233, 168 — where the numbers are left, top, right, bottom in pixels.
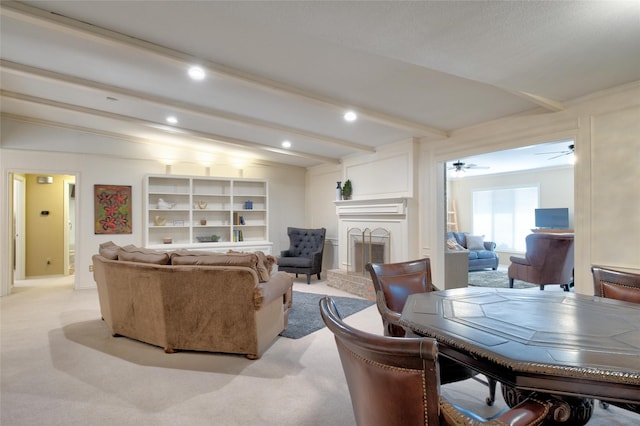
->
472, 186, 538, 251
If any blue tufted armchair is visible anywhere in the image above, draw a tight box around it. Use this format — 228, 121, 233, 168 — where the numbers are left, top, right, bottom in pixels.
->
278, 227, 326, 284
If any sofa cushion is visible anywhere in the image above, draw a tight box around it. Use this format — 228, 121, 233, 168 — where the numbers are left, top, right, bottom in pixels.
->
117, 245, 171, 264
466, 235, 485, 251
170, 250, 265, 280
475, 249, 497, 259
226, 250, 276, 282
447, 232, 466, 247
278, 257, 313, 268
99, 241, 120, 260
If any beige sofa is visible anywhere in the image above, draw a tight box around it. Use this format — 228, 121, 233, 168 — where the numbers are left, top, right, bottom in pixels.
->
92, 243, 293, 359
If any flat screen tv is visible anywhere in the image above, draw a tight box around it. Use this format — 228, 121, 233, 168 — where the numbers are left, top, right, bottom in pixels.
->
535, 208, 569, 229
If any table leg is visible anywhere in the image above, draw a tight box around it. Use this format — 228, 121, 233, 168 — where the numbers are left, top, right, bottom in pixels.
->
501, 385, 594, 426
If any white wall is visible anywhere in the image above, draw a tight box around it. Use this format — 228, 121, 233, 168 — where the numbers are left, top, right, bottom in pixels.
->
305, 163, 341, 272
423, 82, 640, 294
1, 119, 306, 295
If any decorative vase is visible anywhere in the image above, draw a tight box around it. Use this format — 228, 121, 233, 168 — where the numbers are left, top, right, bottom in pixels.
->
336, 181, 342, 201
200, 218, 207, 225
157, 198, 175, 209
197, 200, 208, 209
154, 216, 166, 226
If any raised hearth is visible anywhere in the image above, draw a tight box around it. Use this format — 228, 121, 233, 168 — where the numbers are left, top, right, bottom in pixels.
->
327, 269, 375, 300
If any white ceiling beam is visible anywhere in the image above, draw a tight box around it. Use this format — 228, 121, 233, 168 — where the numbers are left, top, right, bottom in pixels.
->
1, 2, 448, 139
1, 90, 341, 165
507, 90, 566, 112
1, 60, 376, 153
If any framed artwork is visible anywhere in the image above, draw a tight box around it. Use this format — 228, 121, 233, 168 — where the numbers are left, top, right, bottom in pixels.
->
94, 184, 132, 234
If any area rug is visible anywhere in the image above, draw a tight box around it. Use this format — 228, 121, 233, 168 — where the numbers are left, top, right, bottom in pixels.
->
468, 270, 536, 289
279, 291, 375, 339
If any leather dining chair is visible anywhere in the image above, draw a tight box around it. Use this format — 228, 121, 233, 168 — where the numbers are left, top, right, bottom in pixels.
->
319, 296, 559, 426
366, 259, 497, 406
592, 265, 640, 304
592, 265, 640, 413
508, 233, 574, 291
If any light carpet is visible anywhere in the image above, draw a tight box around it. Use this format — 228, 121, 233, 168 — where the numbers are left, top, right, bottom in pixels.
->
279, 291, 374, 339
1, 275, 637, 425
468, 269, 536, 289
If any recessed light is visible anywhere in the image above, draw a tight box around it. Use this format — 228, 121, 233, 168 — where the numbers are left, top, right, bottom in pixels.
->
188, 66, 206, 81
166, 116, 178, 125
344, 111, 357, 122
281, 140, 292, 148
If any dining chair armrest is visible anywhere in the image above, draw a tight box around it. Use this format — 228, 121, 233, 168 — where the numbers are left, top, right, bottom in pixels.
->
375, 290, 402, 324
441, 394, 556, 425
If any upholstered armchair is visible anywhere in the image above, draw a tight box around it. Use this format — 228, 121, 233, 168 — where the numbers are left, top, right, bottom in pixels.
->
278, 227, 326, 284
508, 233, 574, 291
366, 259, 497, 406
319, 296, 559, 426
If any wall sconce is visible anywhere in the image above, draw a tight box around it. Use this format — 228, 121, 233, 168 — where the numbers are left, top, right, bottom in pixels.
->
37, 176, 53, 184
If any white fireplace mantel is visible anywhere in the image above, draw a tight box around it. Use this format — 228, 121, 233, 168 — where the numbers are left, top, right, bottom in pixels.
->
335, 198, 411, 269
334, 198, 407, 217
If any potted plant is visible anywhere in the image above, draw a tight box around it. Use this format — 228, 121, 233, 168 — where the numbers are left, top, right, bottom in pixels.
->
342, 179, 352, 200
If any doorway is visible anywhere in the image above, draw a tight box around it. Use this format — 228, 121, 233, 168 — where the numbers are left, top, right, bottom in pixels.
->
10, 172, 78, 291
443, 140, 575, 264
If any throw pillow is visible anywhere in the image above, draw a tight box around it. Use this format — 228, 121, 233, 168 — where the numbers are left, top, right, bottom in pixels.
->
253, 251, 272, 282
446, 238, 465, 251
99, 241, 120, 260
117, 245, 171, 264
466, 235, 485, 251
227, 250, 274, 282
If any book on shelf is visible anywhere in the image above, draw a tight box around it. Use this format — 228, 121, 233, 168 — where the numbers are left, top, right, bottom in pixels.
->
233, 212, 240, 225
233, 229, 244, 242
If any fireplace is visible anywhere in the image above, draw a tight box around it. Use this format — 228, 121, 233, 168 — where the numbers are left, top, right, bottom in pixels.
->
348, 227, 390, 274
328, 198, 412, 298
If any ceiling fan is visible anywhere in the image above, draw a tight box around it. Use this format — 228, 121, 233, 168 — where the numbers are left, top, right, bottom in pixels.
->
536, 144, 575, 160
448, 161, 490, 174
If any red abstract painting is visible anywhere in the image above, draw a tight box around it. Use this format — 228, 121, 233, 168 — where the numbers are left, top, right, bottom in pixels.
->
94, 184, 132, 234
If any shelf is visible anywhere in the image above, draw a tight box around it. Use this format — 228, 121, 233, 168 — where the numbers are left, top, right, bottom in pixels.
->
144, 174, 270, 252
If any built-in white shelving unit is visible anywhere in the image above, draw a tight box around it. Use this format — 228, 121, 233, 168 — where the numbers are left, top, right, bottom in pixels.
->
144, 175, 271, 253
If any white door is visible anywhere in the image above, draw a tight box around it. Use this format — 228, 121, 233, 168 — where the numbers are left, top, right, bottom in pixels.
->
13, 175, 26, 281
63, 179, 76, 275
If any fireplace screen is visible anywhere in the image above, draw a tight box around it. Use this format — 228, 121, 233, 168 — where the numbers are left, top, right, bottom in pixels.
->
347, 227, 391, 274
